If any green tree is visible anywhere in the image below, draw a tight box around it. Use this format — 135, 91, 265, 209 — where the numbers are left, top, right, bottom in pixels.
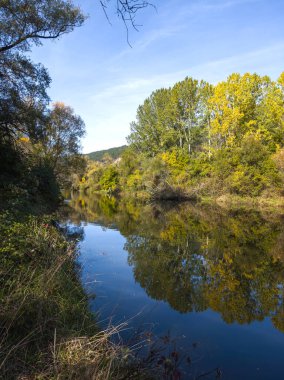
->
0, 52, 50, 142
128, 78, 213, 158
171, 78, 212, 154
128, 88, 173, 155
0, 0, 85, 141
99, 166, 119, 193
38, 102, 86, 187
124, 72, 284, 199
0, 0, 85, 53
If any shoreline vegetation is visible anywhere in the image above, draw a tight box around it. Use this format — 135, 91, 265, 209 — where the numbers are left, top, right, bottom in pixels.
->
73, 188, 284, 212
0, 201, 159, 379
75, 72, 284, 211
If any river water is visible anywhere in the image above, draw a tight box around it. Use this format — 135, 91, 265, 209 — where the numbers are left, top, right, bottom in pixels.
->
62, 193, 284, 379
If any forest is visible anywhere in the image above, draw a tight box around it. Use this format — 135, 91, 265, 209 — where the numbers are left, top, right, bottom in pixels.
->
79, 73, 284, 205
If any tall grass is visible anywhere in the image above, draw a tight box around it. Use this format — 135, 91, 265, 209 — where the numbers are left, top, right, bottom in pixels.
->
0, 213, 146, 379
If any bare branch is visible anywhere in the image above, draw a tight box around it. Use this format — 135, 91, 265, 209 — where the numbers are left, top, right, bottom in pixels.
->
100, 0, 113, 25
99, 0, 156, 46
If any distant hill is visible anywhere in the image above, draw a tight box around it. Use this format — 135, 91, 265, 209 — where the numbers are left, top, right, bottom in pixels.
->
86, 145, 127, 162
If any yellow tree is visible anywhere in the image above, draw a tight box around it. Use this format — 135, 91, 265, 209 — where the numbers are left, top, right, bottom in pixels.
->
209, 73, 268, 149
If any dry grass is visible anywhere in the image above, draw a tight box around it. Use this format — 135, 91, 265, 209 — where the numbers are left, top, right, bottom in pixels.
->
49, 324, 131, 379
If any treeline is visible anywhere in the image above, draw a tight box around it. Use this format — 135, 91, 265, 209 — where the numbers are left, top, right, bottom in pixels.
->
79, 73, 284, 202
0, 1, 86, 210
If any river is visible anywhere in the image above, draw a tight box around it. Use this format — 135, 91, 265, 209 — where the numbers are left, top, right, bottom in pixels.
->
61, 193, 284, 379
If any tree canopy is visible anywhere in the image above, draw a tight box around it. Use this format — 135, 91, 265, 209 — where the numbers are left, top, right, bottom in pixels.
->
116, 73, 284, 199
0, 0, 87, 201
0, 0, 85, 53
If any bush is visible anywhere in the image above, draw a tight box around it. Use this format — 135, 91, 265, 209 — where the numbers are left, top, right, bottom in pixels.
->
99, 166, 119, 193
228, 165, 266, 196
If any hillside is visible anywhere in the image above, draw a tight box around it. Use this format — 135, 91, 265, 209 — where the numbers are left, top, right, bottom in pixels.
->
86, 145, 127, 162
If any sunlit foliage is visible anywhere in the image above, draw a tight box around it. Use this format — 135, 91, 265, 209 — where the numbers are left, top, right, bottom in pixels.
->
84, 72, 284, 200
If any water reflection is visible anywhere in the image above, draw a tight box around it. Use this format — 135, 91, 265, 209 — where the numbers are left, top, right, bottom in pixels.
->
66, 193, 284, 333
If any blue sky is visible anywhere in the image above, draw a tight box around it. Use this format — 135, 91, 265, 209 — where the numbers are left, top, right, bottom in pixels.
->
30, 0, 284, 153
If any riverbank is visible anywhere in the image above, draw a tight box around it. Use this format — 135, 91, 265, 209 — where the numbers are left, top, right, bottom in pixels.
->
0, 208, 90, 378
77, 186, 284, 214
0, 203, 157, 379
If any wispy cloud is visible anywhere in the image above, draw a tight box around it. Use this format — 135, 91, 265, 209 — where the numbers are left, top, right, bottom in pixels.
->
82, 42, 284, 152
108, 0, 262, 65
189, 0, 261, 13
92, 42, 284, 103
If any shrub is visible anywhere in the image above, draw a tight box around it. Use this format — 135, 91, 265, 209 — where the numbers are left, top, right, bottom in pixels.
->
99, 166, 119, 193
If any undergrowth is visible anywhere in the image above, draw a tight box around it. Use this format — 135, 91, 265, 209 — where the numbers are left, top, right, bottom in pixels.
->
0, 211, 156, 379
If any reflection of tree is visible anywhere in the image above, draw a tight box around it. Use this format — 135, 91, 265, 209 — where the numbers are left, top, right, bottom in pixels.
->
62, 192, 119, 226
205, 254, 282, 324
126, 235, 207, 313
67, 194, 284, 332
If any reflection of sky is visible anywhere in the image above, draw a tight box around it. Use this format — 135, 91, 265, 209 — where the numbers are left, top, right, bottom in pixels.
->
29, 0, 284, 153
75, 223, 284, 380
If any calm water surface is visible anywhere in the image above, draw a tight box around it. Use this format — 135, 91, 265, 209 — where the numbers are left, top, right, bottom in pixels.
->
63, 194, 284, 379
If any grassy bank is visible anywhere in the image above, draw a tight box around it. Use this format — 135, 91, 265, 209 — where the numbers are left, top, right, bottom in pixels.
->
0, 206, 158, 379
1, 210, 90, 378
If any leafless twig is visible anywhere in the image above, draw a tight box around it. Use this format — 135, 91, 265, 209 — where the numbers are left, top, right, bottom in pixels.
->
99, 0, 156, 46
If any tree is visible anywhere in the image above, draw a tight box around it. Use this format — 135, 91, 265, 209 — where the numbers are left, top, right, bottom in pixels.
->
0, 0, 86, 142
99, 165, 119, 193
0, 0, 154, 53
0, 52, 50, 141
0, 0, 155, 143
102, 152, 113, 165
171, 78, 212, 154
0, 0, 85, 53
128, 78, 212, 157
38, 102, 86, 186
127, 87, 175, 155
208, 73, 284, 151
0, 0, 155, 199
